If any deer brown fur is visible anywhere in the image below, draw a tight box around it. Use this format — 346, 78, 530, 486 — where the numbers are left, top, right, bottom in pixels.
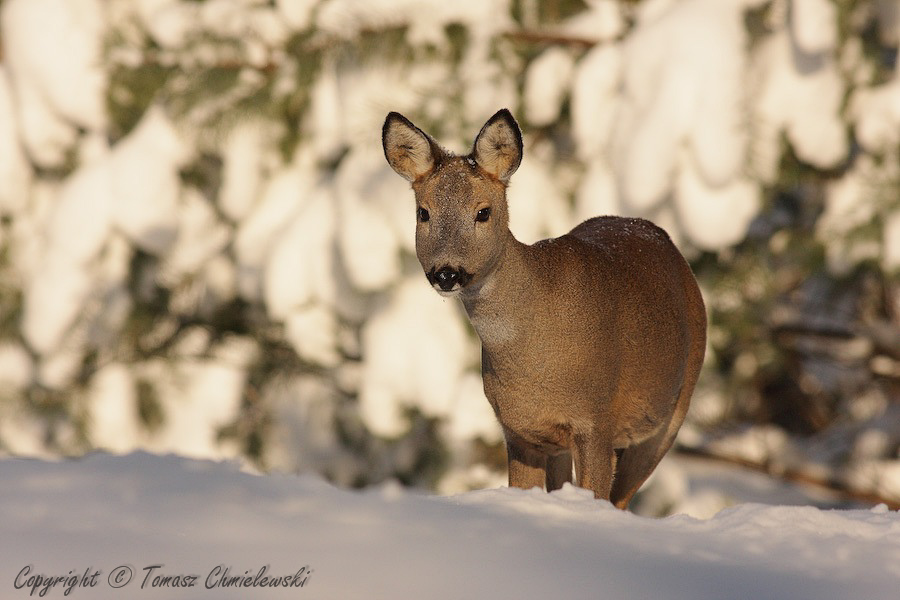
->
382, 109, 707, 509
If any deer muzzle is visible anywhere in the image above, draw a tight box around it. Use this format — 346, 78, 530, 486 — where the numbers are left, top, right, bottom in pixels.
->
427, 266, 473, 294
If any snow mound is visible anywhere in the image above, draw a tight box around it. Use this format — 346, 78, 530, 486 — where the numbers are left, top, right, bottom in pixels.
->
1, 452, 898, 600
524, 47, 575, 127
0, 67, 30, 214
750, 28, 847, 177
613, 0, 748, 212
1, 0, 106, 166
359, 277, 474, 437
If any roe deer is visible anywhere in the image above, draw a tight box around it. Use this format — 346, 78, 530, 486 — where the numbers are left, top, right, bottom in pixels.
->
382, 109, 706, 509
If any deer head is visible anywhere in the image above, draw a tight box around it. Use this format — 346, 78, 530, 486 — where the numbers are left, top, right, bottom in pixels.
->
382, 109, 523, 296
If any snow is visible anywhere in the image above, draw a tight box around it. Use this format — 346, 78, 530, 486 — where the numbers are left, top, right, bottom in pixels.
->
359, 277, 473, 437
22, 261, 93, 357
218, 120, 269, 222
0, 0, 107, 166
160, 188, 232, 281
19, 105, 190, 357
316, 0, 512, 47
46, 158, 114, 267
0, 67, 30, 215
284, 304, 341, 368
110, 106, 191, 254
0, 406, 48, 457
262, 375, 347, 475
87, 363, 141, 454
445, 372, 502, 444
850, 78, 900, 155
134, 353, 247, 460
674, 153, 760, 251
199, 0, 289, 52
570, 44, 622, 162
1, 451, 898, 600
749, 29, 847, 176
818, 155, 889, 274
139, 1, 197, 50
275, 0, 317, 30
699, 421, 900, 505
523, 47, 575, 127
508, 145, 574, 243
461, 61, 519, 131
263, 184, 337, 318
334, 149, 404, 292
0, 342, 33, 391
308, 56, 345, 161
791, 0, 838, 55
235, 166, 303, 299
566, 0, 781, 249
561, 0, 625, 42
18, 153, 114, 353
574, 159, 621, 223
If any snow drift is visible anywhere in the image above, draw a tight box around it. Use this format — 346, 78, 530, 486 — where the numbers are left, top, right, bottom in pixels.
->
1, 452, 898, 600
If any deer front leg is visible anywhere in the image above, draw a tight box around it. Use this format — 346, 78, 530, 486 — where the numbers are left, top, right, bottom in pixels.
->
545, 452, 573, 491
505, 437, 546, 491
573, 430, 617, 501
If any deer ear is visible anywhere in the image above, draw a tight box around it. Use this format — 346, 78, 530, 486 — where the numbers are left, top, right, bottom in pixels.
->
472, 109, 523, 182
382, 112, 440, 182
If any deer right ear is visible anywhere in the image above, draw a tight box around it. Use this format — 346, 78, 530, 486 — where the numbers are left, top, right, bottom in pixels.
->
382, 112, 438, 182
472, 109, 523, 182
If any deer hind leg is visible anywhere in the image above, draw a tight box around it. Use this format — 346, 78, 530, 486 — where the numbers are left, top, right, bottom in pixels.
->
610, 389, 692, 509
545, 452, 573, 491
608, 426, 671, 509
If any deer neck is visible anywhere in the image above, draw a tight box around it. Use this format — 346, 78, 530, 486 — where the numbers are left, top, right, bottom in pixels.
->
460, 234, 533, 350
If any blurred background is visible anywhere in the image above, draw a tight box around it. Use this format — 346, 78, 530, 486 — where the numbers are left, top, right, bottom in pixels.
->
0, 0, 897, 517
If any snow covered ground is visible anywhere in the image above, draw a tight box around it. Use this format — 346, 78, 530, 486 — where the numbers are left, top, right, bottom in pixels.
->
2, 452, 898, 600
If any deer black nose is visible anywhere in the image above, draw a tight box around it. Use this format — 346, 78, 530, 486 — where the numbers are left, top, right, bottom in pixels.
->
434, 267, 460, 291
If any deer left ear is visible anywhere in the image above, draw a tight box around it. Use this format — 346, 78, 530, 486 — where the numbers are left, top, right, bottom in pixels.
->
472, 109, 523, 182
382, 112, 441, 182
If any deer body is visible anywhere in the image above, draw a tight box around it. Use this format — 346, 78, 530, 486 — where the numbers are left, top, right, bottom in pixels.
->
382, 110, 706, 508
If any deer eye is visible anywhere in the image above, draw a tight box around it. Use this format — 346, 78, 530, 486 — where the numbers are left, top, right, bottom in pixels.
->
475, 207, 491, 223
417, 207, 430, 222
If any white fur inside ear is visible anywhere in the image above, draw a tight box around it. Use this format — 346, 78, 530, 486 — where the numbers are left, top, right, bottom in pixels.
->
474, 114, 522, 181
384, 119, 434, 182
